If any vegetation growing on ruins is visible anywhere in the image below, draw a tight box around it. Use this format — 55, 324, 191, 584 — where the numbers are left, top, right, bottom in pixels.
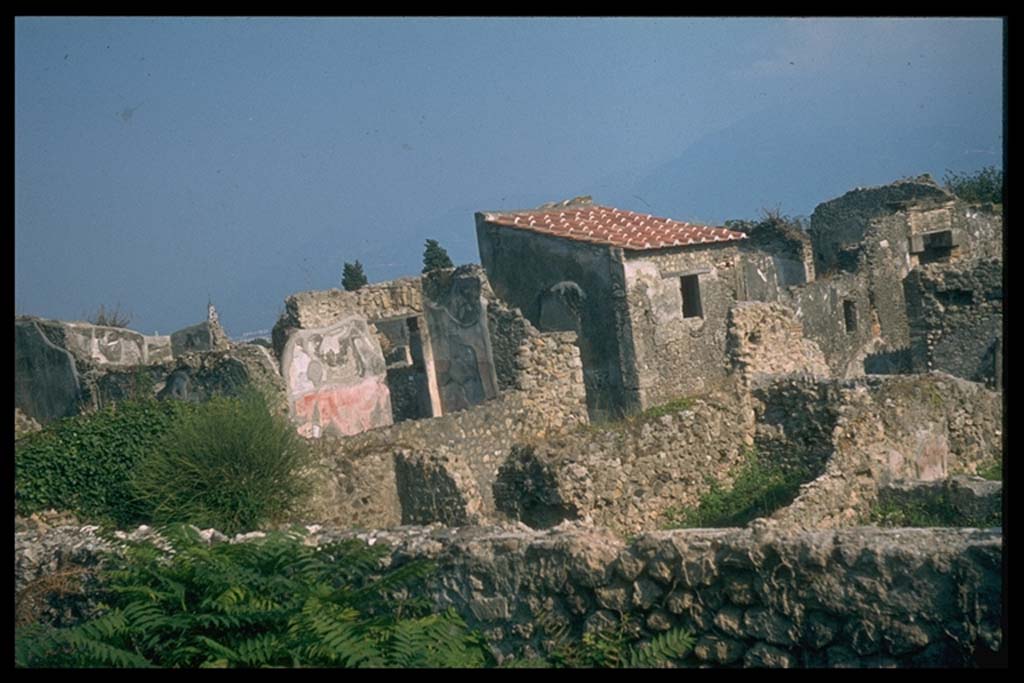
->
663, 449, 807, 528
868, 498, 1000, 528
977, 459, 1002, 481
422, 238, 454, 273
86, 303, 133, 328
15, 527, 491, 668
577, 395, 696, 434
943, 166, 1003, 205
15, 526, 698, 669
504, 608, 695, 668
341, 260, 368, 291
16, 389, 312, 534
15, 398, 195, 527
132, 388, 312, 534
724, 206, 809, 234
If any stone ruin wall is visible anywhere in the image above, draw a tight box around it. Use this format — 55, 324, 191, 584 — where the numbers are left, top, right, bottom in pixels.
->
493, 384, 756, 535
485, 371, 1001, 537
14, 312, 254, 426
272, 277, 425, 350
726, 301, 830, 384
15, 520, 1002, 668
306, 325, 588, 529
620, 244, 743, 410
758, 374, 1002, 530
904, 258, 1003, 389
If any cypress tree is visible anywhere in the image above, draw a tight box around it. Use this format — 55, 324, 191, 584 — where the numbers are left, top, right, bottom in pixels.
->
341, 260, 368, 291
422, 239, 454, 273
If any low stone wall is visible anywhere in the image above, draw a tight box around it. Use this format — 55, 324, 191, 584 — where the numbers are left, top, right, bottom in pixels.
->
493, 385, 756, 535
904, 259, 1003, 388
15, 520, 1004, 667
877, 476, 1002, 527
766, 373, 1002, 529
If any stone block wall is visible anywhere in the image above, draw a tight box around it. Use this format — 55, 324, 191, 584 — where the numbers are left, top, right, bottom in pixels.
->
904, 259, 1003, 388
808, 176, 951, 275
306, 327, 588, 528
620, 244, 744, 410
764, 374, 1002, 529
492, 385, 757, 535
273, 279, 425, 351
476, 220, 632, 421
726, 302, 829, 384
782, 273, 877, 379
16, 521, 1003, 668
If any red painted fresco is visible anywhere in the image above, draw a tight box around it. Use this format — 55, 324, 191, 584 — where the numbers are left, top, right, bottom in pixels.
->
293, 376, 392, 437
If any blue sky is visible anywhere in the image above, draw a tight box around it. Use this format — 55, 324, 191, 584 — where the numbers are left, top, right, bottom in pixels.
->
15, 17, 1003, 338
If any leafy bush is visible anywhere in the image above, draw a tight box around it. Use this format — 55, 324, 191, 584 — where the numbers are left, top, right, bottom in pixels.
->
663, 449, 807, 528
15, 527, 491, 668
132, 389, 312, 534
943, 166, 1003, 205
15, 399, 195, 527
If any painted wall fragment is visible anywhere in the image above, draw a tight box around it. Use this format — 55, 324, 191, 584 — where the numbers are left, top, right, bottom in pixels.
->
281, 315, 393, 437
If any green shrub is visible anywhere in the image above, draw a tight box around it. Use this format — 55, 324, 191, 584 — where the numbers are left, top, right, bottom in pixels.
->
943, 166, 1003, 205
15, 399, 195, 527
132, 389, 312, 534
15, 527, 491, 668
868, 495, 1001, 528
663, 449, 807, 528
977, 459, 1002, 482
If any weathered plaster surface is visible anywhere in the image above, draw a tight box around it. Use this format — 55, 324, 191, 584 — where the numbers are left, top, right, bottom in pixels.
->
280, 315, 393, 438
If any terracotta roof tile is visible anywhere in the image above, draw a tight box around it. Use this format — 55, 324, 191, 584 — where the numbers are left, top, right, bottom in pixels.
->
481, 205, 746, 251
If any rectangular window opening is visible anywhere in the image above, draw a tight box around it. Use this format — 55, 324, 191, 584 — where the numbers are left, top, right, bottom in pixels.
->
681, 275, 703, 319
843, 299, 857, 333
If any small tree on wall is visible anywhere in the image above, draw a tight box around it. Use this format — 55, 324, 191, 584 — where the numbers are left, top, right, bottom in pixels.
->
341, 261, 368, 291
422, 239, 454, 273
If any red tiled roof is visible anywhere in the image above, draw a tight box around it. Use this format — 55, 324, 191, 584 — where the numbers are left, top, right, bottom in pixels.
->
480, 205, 747, 251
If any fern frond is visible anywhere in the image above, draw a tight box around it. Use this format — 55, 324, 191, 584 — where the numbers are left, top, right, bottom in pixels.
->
236, 633, 283, 667
626, 628, 695, 668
